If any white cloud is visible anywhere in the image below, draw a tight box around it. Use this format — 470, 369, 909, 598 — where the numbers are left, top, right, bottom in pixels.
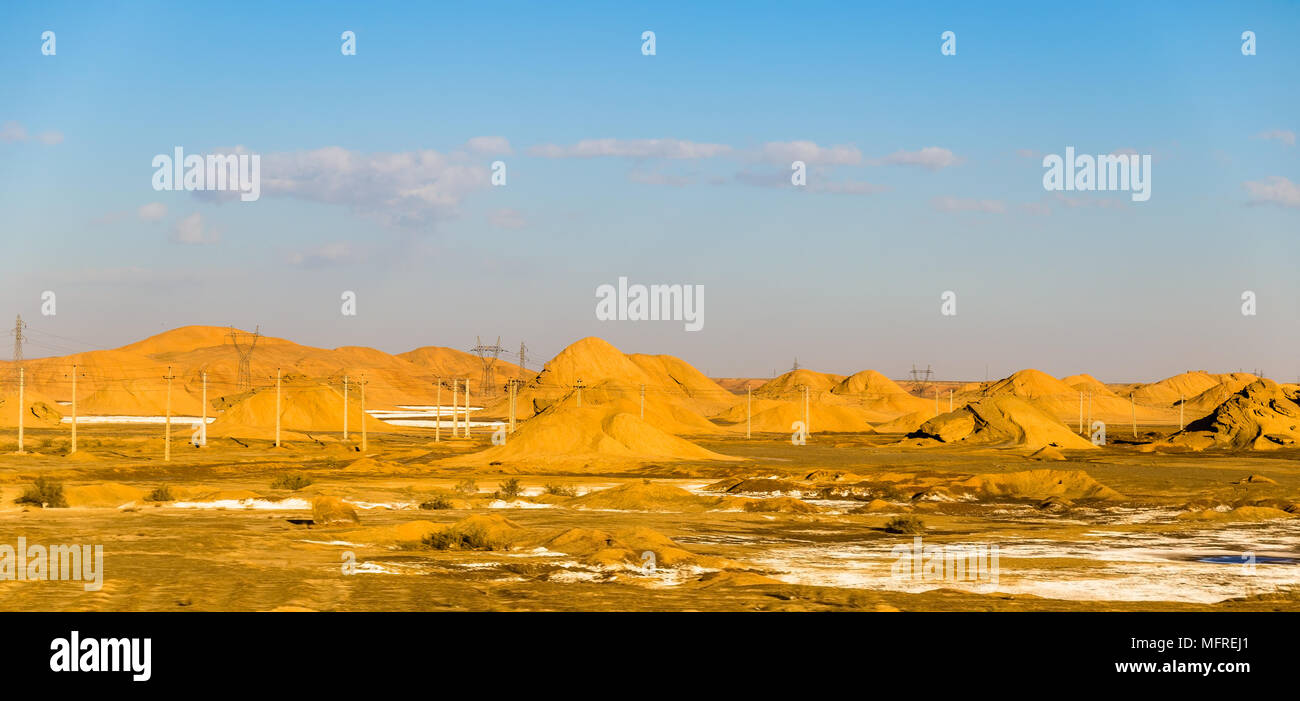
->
627, 169, 694, 186
487, 208, 527, 229
1243, 176, 1300, 208
258, 146, 490, 227
137, 202, 167, 222
759, 141, 861, 165
1253, 129, 1296, 147
810, 180, 888, 195
287, 242, 353, 268
465, 136, 513, 155
0, 121, 28, 142
170, 212, 219, 244
880, 146, 960, 170
0, 121, 62, 145
932, 196, 1005, 213
528, 138, 731, 159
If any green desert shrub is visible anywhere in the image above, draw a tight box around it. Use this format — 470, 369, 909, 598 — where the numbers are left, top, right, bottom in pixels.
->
15, 477, 67, 508
453, 478, 479, 496
544, 482, 577, 497
884, 515, 926, 534
145, 485, 174, 502
419, 495, 454, 510
271, 473, 314, 491
496, 478, 523, 500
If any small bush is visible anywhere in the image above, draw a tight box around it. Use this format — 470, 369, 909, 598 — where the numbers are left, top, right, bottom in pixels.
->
271, 473, 314, 491
496, 478, 523, 500
544, 482, 577, 497
15, 477, 67, 508
453, 478, 479, 496
145, 485, 174, 502
423, 525, 503, 551
884, 515, 925, 534
419, 495, 454, 510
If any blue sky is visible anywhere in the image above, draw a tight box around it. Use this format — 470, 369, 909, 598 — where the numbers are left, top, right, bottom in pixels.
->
1, 1, 1297, 381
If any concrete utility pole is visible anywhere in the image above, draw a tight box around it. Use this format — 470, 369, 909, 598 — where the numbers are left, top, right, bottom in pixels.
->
69, 365, 78, 454
508, 380, 517, 434
1130, 392, 1136, 439
163, 366, 175, 462
746, 387, 752, 439
451, 378, 459, 437
949, 389, 953, 413
200, 371, 208, 447
16, 367, 24, 454
435, 377, 442, 442
574, 379, 584, 408
464, 378, 472, 438
343, 375, 349, 441
640, 384, 646, 419
801, 385, 810, 436
1078, 391, 1084, 434
274, 369, 282, 448
360, 377, 367, 453
1087, 391, 1093, 431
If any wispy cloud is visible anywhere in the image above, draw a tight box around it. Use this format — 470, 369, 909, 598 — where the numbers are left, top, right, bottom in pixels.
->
1, 120, 62, 145
487, 208, 527, 229
878, 146, 960, 170
528, 138, 731, 159
171, 212, 219, 244
1253, 129, 1296, 147
758, 141, 861, 165
252, 141, 496, 227
137, 202, 168, 222
1243, 176, 1300, 208
287, 242, 354, 268
932, 196, 1005, 213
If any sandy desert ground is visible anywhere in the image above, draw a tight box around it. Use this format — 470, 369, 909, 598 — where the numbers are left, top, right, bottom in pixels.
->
1, 327, 1297, 612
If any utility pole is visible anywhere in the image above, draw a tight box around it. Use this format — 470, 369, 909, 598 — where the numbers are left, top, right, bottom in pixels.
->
508, 379, 517, 434
200, 371, 208, 447
228, 326, 261, 392
16, 367, 24, 454
163, 366, 175, 462
464, 378, 472, 438
1087, 391, 1093, 431
69, 364, 79, 454
1130, 392, 1136, 439
746, 387, 752, 439
360, 376, 367, 453
948, 389, 953, 413
1078, 391, 1084, 434
640, 384, 646, 419
795, 387, 806, 436
274, 368, 282, 448
435, 378, 442, 442
518, 342, 528, 379
575, 379, 584, 408
1179, 395, 1184, 431
451, 378, 459, 437
342, 375, 349, 441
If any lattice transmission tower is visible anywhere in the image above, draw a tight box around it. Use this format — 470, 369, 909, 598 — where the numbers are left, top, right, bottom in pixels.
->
229, 326, 261, 392
471, 336, 506, 397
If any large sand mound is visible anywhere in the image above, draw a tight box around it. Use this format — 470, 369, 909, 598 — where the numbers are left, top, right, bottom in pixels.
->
1062, 374, 1119, 398
1166, 379, 1300, 450
443, 402, 737, 467
907, 396, 1097, 450
972, 369, 1175, 425
504, 337, 734, 420
209, 383, 395, 438
753, 368, 844, 399
829, 370, 934, 415
1132, 371, 1255, 406
713, 398, 876, 433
